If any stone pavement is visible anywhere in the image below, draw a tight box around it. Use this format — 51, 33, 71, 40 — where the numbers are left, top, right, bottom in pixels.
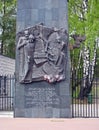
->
0, 117, 99, 130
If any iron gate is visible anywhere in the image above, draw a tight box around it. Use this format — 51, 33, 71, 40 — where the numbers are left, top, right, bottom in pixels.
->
71, 48, 99, 118
0, 75, 14, 111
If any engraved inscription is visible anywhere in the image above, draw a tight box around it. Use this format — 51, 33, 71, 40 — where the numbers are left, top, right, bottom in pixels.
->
24, 87, 60, 108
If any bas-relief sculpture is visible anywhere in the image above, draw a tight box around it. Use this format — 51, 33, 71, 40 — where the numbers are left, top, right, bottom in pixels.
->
16, 24, 68, 84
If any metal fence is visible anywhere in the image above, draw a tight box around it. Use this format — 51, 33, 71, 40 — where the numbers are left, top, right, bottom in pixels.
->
0, 75, 14, 111
71, 49, 99, 118
0, 52, 99, 118
71, 78, 99, 118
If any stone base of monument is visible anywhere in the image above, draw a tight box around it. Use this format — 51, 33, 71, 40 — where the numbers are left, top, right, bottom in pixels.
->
14, 80, 71, 118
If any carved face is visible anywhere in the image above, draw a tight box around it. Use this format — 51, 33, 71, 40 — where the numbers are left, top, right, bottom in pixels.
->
29, 34, 34, 43
33, 28, 40, 37
24, 30, 29, 39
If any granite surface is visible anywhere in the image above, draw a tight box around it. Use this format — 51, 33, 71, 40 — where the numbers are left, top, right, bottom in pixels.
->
15, 0, 71, 118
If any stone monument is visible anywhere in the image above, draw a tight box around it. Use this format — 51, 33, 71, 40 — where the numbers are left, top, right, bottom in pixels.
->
15, 0, 71, 118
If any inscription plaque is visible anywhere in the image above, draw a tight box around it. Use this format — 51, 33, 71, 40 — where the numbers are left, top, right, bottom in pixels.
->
25, 87, 60, 108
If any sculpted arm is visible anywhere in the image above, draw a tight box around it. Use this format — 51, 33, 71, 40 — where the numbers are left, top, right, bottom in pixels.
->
17, 37, 27, 49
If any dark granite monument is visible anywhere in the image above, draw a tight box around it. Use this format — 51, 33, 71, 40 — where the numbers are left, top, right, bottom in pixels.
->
15, 0, 71, 118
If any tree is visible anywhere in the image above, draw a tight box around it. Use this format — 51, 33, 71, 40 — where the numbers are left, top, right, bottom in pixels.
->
0, 0, 16, 58
69, 0, 99, 99
69, 0, 99, 48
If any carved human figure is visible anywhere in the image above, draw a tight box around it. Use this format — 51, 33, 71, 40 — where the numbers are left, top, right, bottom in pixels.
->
17, 30, 29, 50
43, 28, 67, 82
17, 24, 68, 83
17, 30, 30, 81
22, 34, 35, 83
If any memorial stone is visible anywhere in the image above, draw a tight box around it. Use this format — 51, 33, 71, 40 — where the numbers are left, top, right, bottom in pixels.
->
15, 0, 71, 118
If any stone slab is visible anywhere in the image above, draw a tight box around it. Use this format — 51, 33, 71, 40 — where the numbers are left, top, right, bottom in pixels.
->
15, 0, 71, 118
